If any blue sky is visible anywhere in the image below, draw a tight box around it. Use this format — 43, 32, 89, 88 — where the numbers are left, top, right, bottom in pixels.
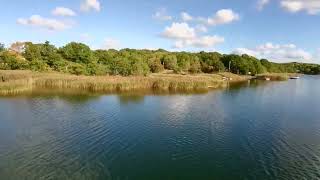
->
0, 0, 320, 63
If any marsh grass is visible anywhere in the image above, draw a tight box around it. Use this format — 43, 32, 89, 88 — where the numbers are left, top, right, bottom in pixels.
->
256, 73, 295, 81
0, 70, 249, 95
0, 71, 33, 95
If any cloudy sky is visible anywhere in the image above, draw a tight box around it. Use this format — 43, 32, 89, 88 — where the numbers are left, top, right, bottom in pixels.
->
1, 0, 320, 63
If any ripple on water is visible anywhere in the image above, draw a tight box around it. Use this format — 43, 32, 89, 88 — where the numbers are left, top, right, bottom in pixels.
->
1, 77, 320, 180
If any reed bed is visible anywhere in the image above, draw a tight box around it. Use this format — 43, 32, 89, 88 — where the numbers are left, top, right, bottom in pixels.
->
256, 73, 294, 81
0, 70, 249, 95
0, 70, 33, 95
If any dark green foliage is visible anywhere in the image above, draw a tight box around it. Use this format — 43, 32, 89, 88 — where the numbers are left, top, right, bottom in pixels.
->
176, 53, 191, 71
241, 54, 266, 75
23, 42, 42, 61
221, 55, 250, 75
47, 53, 66, 71
59, 42, 94, 64
86, 62, 110, 76
293, 63, 320, 75
67, 63, 87, 75
94, 50, 114, 65
189, 56, 201, 74
29, 59, 49, 72
1, 41, 319, 76
148, 56, 164, 73
162, 55, 177, 70
131, 57, 150, 76
199, 52, 225, 73
109, 57, 131, 76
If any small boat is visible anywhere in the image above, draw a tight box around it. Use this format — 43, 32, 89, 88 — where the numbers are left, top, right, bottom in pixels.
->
265, 77, 271, 81
290, 76, 300, 79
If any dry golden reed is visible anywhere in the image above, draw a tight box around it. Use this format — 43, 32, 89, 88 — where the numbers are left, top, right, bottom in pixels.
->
0, 70, 250, 95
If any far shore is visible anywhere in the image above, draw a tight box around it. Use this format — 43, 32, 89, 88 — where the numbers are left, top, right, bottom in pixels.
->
0, 70, 298, 95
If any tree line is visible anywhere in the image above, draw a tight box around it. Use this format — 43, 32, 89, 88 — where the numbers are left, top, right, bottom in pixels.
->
0, 41, 319, 76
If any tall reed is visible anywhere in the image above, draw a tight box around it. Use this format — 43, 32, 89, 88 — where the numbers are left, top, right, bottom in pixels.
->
0, 70, 249, 95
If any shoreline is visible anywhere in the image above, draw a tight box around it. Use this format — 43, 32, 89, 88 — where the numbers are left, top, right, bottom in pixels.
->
0, 70, 295, 95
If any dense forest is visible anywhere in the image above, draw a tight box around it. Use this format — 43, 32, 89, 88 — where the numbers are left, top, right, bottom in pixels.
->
0, 41, 319, 76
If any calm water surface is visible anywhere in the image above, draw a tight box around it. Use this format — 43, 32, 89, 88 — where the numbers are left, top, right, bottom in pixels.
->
1, 76, 320, 180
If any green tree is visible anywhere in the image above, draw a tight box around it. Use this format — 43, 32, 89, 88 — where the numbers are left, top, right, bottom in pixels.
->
131, 57, 150, 76
189, 56, 201, 74
241, 54, 266, 75
176, 53, 191, 71
86, 62, 110, 75
67, 63, 87, 75
110, 57, 131, 76
148, 56, 164, 73
59, 42, 95, 64
199, 52, 225, 73
0, 51, 29, 70
23, 42, 42, 61
162, 55, 177, 70
40, 41, 59, 64
221, 55, 249, 75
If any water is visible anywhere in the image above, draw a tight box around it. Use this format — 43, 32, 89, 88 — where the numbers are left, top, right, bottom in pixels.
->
1, 76, 320, 180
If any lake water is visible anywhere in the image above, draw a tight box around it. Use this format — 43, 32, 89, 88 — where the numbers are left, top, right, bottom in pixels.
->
1, 76, 320, 180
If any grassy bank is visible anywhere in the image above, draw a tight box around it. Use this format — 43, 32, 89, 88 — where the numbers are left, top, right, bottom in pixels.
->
0, 70, 251, 95
255, 73, 299, 81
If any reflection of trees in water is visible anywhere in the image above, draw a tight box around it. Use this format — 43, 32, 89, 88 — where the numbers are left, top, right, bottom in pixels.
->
118, 95, 145, 105
29, 88, 102, 104
226, 80, 269, 92
59, 95, 101, 104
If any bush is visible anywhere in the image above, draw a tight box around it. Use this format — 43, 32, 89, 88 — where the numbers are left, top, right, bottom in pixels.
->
221, 55, 250, 75
148, 57, 164, 73
0, 51, 29, 70
86, 62, 110, 75
2, 40, 317, 77
131, 58, 150, 76
59, 42, 95, 64
29, 59, 49, 72
189, 58, 201, 74
162, 55, 177, 70
67, 63, 87, 75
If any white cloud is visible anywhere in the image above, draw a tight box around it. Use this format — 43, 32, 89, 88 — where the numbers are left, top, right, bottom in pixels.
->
178, 9, 239, 26
81, 0, 101, 12
193, 35, 224, 48
280, 0, 320, 14
233, 48, 259, 56
233, 42, 313, 63
152, 8, 172, 21
161, 22, 224, 49
156, 9, 237, 49
181, 12, 193, 21
205, 9, 239, 26
162, 22, 196, 39
195, 24, 208, 33
52, 7, 76, 16
178, 35, 224, 48
257, 0, 270, 10
17, 15, 72, 31
102, 38, 121, 50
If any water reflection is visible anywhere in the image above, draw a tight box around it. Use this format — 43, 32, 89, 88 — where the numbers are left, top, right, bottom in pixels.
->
0, 76, 320, 180
118, 95, 145, 105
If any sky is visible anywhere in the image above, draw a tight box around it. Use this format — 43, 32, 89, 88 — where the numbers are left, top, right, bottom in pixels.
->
0, 0, 320, 63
